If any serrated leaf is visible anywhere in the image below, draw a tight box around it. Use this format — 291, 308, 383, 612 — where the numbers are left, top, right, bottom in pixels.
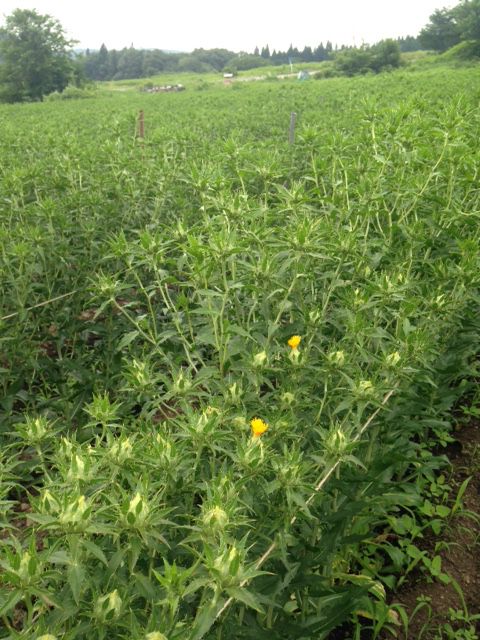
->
68, 564, 85, 604
116, 330, 139, 351
226, 586, 264, 613
81, 539, 108, 566
0, 590, 22, 616
189, 595, 227, 640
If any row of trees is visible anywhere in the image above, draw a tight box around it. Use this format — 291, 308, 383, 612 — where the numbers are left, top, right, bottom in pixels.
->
80, 38, 421, 82
1, 2, 480, 102
81, 43, 336, 81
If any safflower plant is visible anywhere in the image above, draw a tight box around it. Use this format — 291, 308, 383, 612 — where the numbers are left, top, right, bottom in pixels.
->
0, 68, 479, 640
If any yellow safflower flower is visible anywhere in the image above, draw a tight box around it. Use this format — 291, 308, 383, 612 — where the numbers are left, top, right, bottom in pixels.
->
250, 417, 268, 438
287, 335, 301, 349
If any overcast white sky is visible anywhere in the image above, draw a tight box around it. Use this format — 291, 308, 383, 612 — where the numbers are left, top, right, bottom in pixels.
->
1, 0, 457, 52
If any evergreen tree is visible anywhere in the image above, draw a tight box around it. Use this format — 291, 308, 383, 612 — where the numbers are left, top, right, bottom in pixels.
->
261, 45, 270, 59
97, 43, 110, 80
397, 36, 421, 52
313, 43, 328, 61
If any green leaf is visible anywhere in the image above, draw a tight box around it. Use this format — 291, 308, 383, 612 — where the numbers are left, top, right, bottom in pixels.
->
68, 563, 85, 604
226, 586, 265, 613
435, 504, 451, 518
0, 590, 23, 616
134, 572, 157, 600
189, 595, 227, 640
430, 555, 442, 576
116, 330, 139, 351
81, 539, 108, 566
49, 550, 71, 564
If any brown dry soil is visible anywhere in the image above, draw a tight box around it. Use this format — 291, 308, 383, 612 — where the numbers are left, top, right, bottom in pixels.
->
329, 416, 480, 640
390, 417, 480, 639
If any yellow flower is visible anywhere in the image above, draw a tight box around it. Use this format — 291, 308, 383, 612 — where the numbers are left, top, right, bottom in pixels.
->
250, 417, 268, 438
287, 335, 301, 350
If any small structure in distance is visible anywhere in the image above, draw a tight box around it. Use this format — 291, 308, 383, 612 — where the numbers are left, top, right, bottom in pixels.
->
145, 84, 185, 93
297, 70, 310, 81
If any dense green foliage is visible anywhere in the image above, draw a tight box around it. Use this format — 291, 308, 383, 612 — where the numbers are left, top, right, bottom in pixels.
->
0, 67, 479, 639
334, 39, 402, 76
80, 38, 421, 82
80, 44, 333, 81
420, 0, 480, 53
0, 9, 75, 103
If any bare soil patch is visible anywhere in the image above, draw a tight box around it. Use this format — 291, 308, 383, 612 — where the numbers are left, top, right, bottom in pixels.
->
390, 417, 480, 639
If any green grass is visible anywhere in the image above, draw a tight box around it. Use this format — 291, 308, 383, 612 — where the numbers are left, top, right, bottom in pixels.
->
98, 61, 333, 93
0, 64, 479, 640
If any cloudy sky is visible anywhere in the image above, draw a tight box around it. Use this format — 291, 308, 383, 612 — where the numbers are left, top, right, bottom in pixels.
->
1, 0, 456, 52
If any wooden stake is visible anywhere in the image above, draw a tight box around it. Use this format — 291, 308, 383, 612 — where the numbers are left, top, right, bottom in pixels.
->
289, 111, 297, 145
138, 110, 145, 139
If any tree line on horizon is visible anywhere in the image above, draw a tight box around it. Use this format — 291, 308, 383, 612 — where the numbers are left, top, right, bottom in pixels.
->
1, 1, 480, 102
80, 37, 421, 82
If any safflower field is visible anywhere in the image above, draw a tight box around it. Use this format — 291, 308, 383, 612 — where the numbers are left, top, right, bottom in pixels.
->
0, 65, 479, 639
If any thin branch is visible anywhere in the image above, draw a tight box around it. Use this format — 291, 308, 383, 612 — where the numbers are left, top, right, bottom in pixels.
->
1, 290, 79, 321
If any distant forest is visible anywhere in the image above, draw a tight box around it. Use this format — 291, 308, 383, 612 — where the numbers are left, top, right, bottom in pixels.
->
80, 36, 421, 81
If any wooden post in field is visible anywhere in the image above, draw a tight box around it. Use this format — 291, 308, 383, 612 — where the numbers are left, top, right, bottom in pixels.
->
289, 112, 297, 145
138, 110, 145, 139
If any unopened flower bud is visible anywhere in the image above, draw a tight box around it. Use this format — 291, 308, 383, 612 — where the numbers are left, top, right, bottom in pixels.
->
203, 506, 228, 530
281, 392, 295, 406
328, 350, 345, 366
386, 351, 401, 367
253, 351, 268, 367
